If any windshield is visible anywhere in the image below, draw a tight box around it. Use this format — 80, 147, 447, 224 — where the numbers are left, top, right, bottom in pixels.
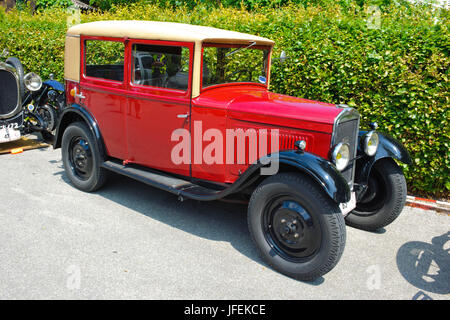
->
202, 44, 270, 88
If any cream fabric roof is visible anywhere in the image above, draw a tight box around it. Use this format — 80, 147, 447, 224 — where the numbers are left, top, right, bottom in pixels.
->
66, 20, 275, 46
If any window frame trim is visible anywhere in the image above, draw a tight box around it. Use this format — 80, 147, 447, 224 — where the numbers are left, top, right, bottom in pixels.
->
81, 36, 127, 88
127, 39, 195, 99
200, 42, 272, 92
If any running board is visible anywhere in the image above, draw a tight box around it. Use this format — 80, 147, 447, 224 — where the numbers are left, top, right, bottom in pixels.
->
101, 160, 225, 201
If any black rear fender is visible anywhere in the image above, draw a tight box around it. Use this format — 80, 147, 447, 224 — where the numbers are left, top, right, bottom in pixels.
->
53, 104, 106, 158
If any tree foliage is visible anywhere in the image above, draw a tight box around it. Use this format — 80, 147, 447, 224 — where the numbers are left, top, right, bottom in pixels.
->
0, 1, 448, 197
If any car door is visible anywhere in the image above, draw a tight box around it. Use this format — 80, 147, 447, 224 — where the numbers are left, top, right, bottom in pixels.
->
80, 36, 128, 160
125, 40, 193, 177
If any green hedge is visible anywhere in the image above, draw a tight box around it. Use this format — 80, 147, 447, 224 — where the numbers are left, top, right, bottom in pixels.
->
0, 2, 448, 198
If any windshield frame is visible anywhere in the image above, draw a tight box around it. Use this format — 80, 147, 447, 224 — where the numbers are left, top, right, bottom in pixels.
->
200, 42, 272, 92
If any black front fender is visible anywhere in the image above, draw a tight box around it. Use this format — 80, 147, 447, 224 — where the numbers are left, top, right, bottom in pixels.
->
234, 150, 350, 204
186, 150, 350, 203
355, 131, 411, 185
276, 150, 351, 203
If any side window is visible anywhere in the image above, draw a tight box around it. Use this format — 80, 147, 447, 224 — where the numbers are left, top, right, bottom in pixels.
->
85, 40, 125, 82
132, 44, 190, 91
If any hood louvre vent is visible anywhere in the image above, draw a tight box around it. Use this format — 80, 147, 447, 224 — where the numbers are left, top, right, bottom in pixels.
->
278, 132, 310, 152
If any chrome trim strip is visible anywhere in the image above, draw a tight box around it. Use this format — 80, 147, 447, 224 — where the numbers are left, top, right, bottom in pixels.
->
331, 106, 360, 190
350, 115, 360, 190
331, 106, 360, 147
0, 62, 22, 120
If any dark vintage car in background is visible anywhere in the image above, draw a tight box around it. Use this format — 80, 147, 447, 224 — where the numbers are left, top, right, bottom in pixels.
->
0, 49, 65, 144
0, 53, 23, 143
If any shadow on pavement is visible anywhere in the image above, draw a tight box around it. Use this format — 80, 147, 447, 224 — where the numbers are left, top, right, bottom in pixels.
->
396, 232, 450, 294
62, 170, 325, 285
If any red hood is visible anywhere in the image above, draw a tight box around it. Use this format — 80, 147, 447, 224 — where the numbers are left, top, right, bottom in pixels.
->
194, 85, 342, 133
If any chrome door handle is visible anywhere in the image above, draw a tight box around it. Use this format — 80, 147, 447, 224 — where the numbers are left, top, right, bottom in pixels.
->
75, 92, 86, 99
73, 88, 86, 99
177, 113, 189, 119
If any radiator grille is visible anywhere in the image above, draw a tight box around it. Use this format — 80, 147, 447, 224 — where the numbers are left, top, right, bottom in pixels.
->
332, 111, 360, 188
0, 70, 19, 117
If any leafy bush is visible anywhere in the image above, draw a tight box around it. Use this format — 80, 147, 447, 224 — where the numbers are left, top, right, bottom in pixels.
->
15, 0, 73, 10
35, 0, 73, 9
88, 0, 140, 11
0, 1, 448, 197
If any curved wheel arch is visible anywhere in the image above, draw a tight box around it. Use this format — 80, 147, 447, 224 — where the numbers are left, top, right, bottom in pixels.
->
54, 104, 107, 159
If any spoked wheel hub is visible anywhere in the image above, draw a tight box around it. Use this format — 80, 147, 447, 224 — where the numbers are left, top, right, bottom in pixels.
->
263, 197, 322, 262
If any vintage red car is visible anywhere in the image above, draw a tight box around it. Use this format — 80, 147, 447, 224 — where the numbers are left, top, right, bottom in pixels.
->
54, 21, 411, 280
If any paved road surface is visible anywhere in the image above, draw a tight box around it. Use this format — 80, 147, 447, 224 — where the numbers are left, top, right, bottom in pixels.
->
0, 143, 448, 299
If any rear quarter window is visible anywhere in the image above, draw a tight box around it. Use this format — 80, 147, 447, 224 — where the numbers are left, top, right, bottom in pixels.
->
85, 40, 125, 82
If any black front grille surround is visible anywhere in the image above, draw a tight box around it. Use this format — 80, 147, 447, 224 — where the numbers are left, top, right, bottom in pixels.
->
331, 107, 360, 189
2, 111, 24, 128
0, 63, 21, 119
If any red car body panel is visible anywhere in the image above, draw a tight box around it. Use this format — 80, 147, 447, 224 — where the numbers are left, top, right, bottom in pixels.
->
124, 39, 194, 177
76, 36, 343, 185
79, 36, 129, 160
191, 85, 341, 183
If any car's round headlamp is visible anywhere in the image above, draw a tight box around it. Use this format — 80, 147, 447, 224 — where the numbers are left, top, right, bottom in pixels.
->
364, 131, 379, 156
24, 72, 42, 92
332, 142, 350, 171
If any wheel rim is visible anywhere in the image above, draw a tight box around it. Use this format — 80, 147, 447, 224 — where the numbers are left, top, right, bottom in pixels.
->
68, 136, 93, 181
354, 167, 387, 216
262, 196, 322, 262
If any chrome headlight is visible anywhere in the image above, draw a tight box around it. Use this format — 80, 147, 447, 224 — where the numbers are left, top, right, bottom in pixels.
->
332, 142, 350, 171
24, 72, 42, 91
364, 131, 379, 156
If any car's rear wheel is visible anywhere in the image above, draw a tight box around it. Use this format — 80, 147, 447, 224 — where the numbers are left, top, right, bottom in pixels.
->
61, 121, 108, 192
248, 173, 346, 281
346, 158, 407, 231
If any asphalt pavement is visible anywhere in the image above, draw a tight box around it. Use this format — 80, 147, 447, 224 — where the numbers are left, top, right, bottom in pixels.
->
0, 140, 448, 300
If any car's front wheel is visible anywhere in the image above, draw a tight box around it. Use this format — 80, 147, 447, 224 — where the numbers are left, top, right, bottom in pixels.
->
61, 121, 108, 192
346, 158, 407, 231
247, 173, 346, 281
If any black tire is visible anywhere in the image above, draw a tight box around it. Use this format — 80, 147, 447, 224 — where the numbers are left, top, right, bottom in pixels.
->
346, 158, 407, 231
41, 130, 54, 144
6, 57, 25, 99
61, 121, 108, 192
248, 173, 346, 281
